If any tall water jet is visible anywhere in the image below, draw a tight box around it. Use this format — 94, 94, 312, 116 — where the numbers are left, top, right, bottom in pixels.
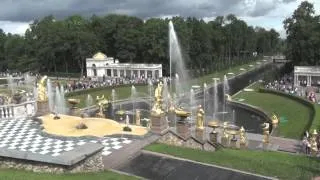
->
175, 74, 181, 97
190, 88, 195, 123
223, 75, 230, 121
148, 79, 153, 111
162, 78, 169, 111
54, 85, 67, 114
213, 78, 219, 119
111, 89, 117, 112
203, 83, 207, 110
169, 20, 189, 94
46, 79, 54, 112
131, 85, 137, 113
85, 94, 93, 107
7, 75, 15, 95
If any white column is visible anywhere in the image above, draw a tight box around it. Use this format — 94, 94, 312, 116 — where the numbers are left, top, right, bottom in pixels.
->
138, 70, 140, 78
117, 69, 120, 78
307, 75, 311, 86
294, 75, 297, 86
130, 70, 133, 77
145, 70, 147, 78
124, 70, 127, 77
159, 68, 162, 78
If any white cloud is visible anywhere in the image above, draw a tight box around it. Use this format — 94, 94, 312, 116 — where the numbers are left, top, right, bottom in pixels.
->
0, 21, 30, 35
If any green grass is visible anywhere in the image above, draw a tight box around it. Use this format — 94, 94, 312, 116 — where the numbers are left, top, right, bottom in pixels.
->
68, 60, 266, 108
0, 169, 139, 180
145, 143, 320, 180
233, 85, 312, 139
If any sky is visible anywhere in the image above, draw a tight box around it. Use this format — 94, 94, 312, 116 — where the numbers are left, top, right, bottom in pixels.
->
0, 0, 319, 38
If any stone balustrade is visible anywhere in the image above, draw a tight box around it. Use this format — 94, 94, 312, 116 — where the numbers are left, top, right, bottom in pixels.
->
0, 101, 36, 119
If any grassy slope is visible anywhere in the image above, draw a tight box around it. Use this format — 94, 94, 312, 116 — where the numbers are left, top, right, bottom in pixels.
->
233, 87, 312, 139
0, 169, 139, 180
68, 60, 264, 108
145, 143, 320, 180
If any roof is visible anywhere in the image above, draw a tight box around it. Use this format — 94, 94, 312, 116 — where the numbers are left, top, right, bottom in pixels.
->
92, 52, 107, 60
294, 66, 320, 74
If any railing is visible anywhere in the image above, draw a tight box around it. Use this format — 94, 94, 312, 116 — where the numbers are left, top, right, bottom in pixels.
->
0, 101, 36, 119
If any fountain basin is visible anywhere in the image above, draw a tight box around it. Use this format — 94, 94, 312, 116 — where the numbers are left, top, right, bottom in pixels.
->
39, 114, 148, 137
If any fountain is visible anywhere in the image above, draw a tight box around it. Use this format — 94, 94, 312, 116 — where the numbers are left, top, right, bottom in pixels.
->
46, 79, 54, 112
85, 94, 94, 107
131, 85, 137, 116
190, 88, 195, 123
148, 79, 153, 111
162, 78, 170, 111
223, 75, 230, 121
203, 83, 207, 113
7, 75, 15, 96
175, 74, 181, 97
54, 85, 67, 114
111, 89, 117, 113
169, 20, 189, 95
213, 78, 219, 119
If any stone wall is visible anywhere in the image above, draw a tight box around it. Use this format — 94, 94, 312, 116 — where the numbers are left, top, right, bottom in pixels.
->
158, 131, 216, 152
0, 151, 104, 173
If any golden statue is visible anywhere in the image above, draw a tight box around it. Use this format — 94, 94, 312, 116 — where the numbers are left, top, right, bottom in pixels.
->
37, 76, 48, 102
96, 95, 108, 118
272, 113, 279, 127
262, 122, 270, 144
196, 105, 205, 129
152, 82, 164, 115
225, 94, 232, 101
239, 126, 247, 146
221, 122, 229, 146
311, 129, 318, 155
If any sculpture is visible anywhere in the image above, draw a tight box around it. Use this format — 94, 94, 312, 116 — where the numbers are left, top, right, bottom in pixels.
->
37, 76, 48, 102
152, 82, 164, 115
272, 113, 279, 127
311, 129, 318, 155
239, 126, 247, 146
136, 109, 141, 125
262, 122, 270, 144
221, 122, 229, 146
196, 105, 205, 129
96, 95, 109, 118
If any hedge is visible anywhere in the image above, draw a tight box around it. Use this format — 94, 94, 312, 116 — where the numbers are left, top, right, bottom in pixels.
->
65, 83, 147, 97
259, 88, 317, 133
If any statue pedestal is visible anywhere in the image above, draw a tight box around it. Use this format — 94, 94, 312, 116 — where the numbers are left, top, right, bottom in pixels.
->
167, 111, 176, 127
70, 108, 80, 116
240, 142, 247, 149
230, 137, 237, 149
36, 101, 49, 116
195, 127, 204, 141
150, 113, 168, 134
209, 131, 218, 143
176, 120, 190, 138
221, 136, 229, 147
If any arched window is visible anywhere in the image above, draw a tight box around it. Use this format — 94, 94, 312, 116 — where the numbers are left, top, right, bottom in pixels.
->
92, 64, 97, 76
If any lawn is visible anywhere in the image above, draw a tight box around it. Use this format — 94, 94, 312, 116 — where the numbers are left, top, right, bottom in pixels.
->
145, 143, 320, 180
0, 169, 139, 180
67, 60, 266, 108
232, 84, 312, 139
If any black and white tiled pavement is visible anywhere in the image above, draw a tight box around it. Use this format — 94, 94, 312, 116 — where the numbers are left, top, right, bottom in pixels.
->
0, 118, 133, 157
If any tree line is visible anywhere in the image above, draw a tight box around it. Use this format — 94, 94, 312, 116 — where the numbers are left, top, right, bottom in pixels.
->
0, 13, 283, 77
284, 1, 320, 65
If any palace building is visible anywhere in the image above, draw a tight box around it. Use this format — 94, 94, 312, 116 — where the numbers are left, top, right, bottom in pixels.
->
86, 52, 163, 80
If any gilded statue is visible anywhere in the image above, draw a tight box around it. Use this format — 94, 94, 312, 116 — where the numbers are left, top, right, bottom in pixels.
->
196, 105, 205, 129
37, 76, 48, 102
96, 95, 108, 117
311, 129, 318, 155
262, 122, 270, 144
272, 113, 279, 127
239, 126, 247, 145
222, 122, 229, 139
152, 82, 164, 115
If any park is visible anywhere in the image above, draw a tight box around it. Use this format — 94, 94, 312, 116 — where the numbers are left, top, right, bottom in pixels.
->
0, 1, 319, 180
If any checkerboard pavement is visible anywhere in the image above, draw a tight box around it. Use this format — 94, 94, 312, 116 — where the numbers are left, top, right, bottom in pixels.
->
0, 118, 133, 157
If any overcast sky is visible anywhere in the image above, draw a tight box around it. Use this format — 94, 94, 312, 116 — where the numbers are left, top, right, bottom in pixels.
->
0, 0, 319, 38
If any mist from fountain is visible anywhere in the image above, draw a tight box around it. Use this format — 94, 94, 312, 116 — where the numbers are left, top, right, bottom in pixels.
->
169, 21, 189, 95
85, 94, 93, 107
47, 79, 54, 112
203, 83, 207, 110
175, 74, 181, 97
111, 89, 117, 112
223, 75, 230, 121
7, 75, 15, 95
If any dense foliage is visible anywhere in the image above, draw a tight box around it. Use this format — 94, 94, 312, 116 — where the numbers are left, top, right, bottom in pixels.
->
0, 14, 282, 76
284, 1, 320, 65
